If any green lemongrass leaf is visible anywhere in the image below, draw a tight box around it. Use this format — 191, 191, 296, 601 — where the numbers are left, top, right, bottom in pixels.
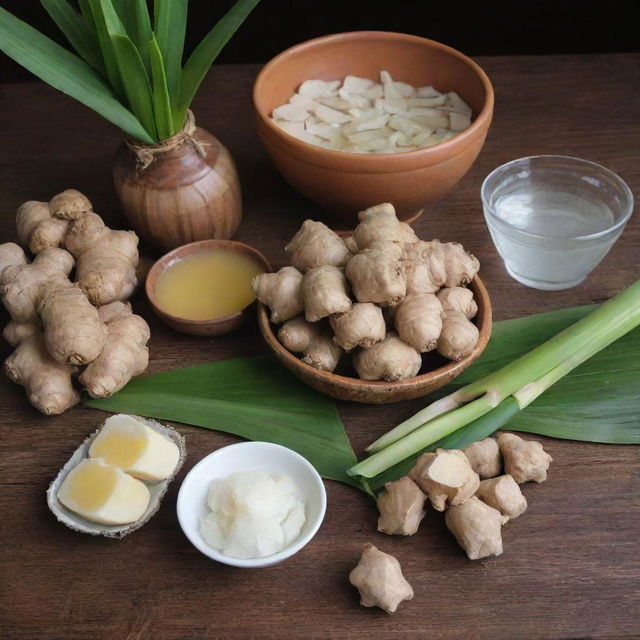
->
84, 355, 364, 491
86, 0, 124, 97
154, 0, 188, 116
149, 36, 175, 140
112, 0, 152, 72
0, 7, 153, 143
99, 0, 157, 139
176, 0, 260, 122
40, 0, 105, 75
77, 0, 98, 39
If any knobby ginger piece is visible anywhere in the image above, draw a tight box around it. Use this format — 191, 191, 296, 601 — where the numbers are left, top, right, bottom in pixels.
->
349, 543, 414, 613
437, 286, 478, 319
251, 266, 304, 324
285, 220, 351, 272
88, 414, 180, 482
445, 496, 508, 560
330, 302, 386, 351
437, 311, 479, 361
353, 332, 421, 382
476, 474, 527, 520
463, 437, 502, 479
301, 333, 343, 372
401, 240, 446, 295
352, 203, 418, 250
277, 316, 322, 353
442, 242, 480, 287
2, 320, 40, 347
346, 241, 406, 307
0, 242, 28, 284
302, 265, 351, 322
57, 457, 150, 525
393, 293, 443, 353
497, 432, 553, 483
377, 476, 426, 536
4, 333, 79, 415
409, 448, 480, 511
49, 189, 92, 220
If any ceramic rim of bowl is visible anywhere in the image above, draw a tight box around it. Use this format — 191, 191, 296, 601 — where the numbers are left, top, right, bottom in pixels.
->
253, 30, 494, 164
145, 239, 272, 326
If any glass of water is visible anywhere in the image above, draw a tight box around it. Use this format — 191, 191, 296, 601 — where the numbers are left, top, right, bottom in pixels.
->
481, 156, 634, 290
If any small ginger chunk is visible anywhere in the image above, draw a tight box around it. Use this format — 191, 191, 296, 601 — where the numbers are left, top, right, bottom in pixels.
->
377, 476, 426, 536
445, 496, 508, 560
497, 432, 553, 483
463, 437, 502, 479
349, 543, 414, 613
476, 474, 527, 520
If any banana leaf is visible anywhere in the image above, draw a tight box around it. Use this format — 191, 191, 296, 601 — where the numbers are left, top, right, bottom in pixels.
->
0, 7, 153, 143
40, 0, 105, 75
154, 0, 188, 114
85, 355, 363, 491
176, 0, 260, 122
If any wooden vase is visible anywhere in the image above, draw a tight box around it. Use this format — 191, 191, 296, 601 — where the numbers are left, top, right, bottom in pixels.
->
113, 111, 242, 252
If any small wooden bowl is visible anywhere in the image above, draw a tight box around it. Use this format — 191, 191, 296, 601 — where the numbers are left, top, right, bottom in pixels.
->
146, 239, 271, 336
258, 276, 492, 404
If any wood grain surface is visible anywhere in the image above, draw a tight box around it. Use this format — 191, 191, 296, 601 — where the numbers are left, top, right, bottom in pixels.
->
1, 55, 639, 640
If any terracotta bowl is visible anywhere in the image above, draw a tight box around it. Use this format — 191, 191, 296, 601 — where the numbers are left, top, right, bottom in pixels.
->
146, 239, 271, 336
258, 276, 492, 404
254, 31, 494, 229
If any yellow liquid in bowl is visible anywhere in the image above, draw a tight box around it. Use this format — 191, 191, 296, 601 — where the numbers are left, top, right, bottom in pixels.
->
154, 251, 265, 321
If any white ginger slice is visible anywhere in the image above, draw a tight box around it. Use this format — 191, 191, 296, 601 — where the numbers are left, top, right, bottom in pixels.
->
274, 120, 307, 139
298, 79, 340, 98
407, 95, 447, 107
408, 113, 450, 129
380, 71, 407, 113
316, 96, 351, 111
338, 88, 370, 108
393, 81, 415, 97
343, 110, 389, 134
342, 75, 376, 94
314, 103, 351, 124
450, 111, 472, 132
447, 91, 472, 114
363, 83, 384, 100
305, 120, 343, 144
288, 93, 318, 109
388, 132, 414, 149
272, 103, 310, 122
416, 85, 442, 98
388, 114, 423, 137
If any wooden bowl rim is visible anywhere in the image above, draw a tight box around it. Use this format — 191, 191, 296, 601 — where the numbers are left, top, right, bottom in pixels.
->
145, 239, 272, 329
253, 31, 495, 165
258, 275, 492, 393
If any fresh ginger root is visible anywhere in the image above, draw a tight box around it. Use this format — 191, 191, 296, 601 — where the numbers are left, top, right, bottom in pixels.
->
353, 333, 421, 381
463, 437, 502, 479
0, 247, 74, 322
497, 432, 553, 483
476, 474, 527, 520
277, 316, 322, 353
3, 320, 40, 347
16, 201, 70, 255
302, 265, 351, 322
252, 266, 304, 324
393, 293, 443, 352
401, 240, 446, 294
346, 241, 406, 307
49, 189, 92, 220
349, 543, 414, 614
38, 279, 106, 365
377, 476, 426, 536
409, 448, 479, 511
300, 332, 343, 372
4, 333, 79, 415
441, 242, 479, 287
285, 220, 351, 272
0, 242, 28, 284
445, 496, 508, 560
438, 286, 478, 319
80, 304, 150, 398
352, 203, 418, 250
437, 311, 479, 361
330, 302, 385, 351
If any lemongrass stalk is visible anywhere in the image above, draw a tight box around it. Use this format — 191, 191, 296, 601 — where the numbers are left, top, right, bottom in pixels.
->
367, 280, 640, 453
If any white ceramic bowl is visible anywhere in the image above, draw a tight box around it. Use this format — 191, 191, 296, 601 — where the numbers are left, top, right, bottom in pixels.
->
176, 441, 327, 568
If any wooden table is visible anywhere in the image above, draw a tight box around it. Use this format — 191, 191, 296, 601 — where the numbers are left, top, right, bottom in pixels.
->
1, 54, 639, 640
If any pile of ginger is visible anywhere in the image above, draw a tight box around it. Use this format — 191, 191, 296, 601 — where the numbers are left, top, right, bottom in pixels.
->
252, 203, 481, 381
0, 189, 150, 415
349, 432, 553, 614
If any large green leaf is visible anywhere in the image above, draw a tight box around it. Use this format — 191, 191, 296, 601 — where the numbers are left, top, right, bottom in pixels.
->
112, 0, 153, 73
154, 0, 188, 115
366, 306, 640, 492
99, 0, 157, 139
84, 356, 363, 491
149, 35, 175, 140
86, 0, 124, 97
0, 6, 153, 143
40, 0, 105, 75
176, 0, 260, 121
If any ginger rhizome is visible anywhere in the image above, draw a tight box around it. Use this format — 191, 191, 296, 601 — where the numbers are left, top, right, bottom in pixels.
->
258, 202, 480, 378
2, 190, 151, 414
463, 437, 502, 479
377, 476, 426, 536
497, 432, 553, 483
476, 474, 527, 520
349, 543, 414, 614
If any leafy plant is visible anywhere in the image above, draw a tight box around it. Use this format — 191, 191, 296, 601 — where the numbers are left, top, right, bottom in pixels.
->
0, 0, 260, 143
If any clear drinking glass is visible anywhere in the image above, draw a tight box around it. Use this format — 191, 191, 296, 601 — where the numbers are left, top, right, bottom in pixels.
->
481, 156, 634, 290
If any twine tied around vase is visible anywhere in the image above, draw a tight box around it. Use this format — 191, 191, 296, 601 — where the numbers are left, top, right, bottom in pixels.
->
125, 110, 209, 172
